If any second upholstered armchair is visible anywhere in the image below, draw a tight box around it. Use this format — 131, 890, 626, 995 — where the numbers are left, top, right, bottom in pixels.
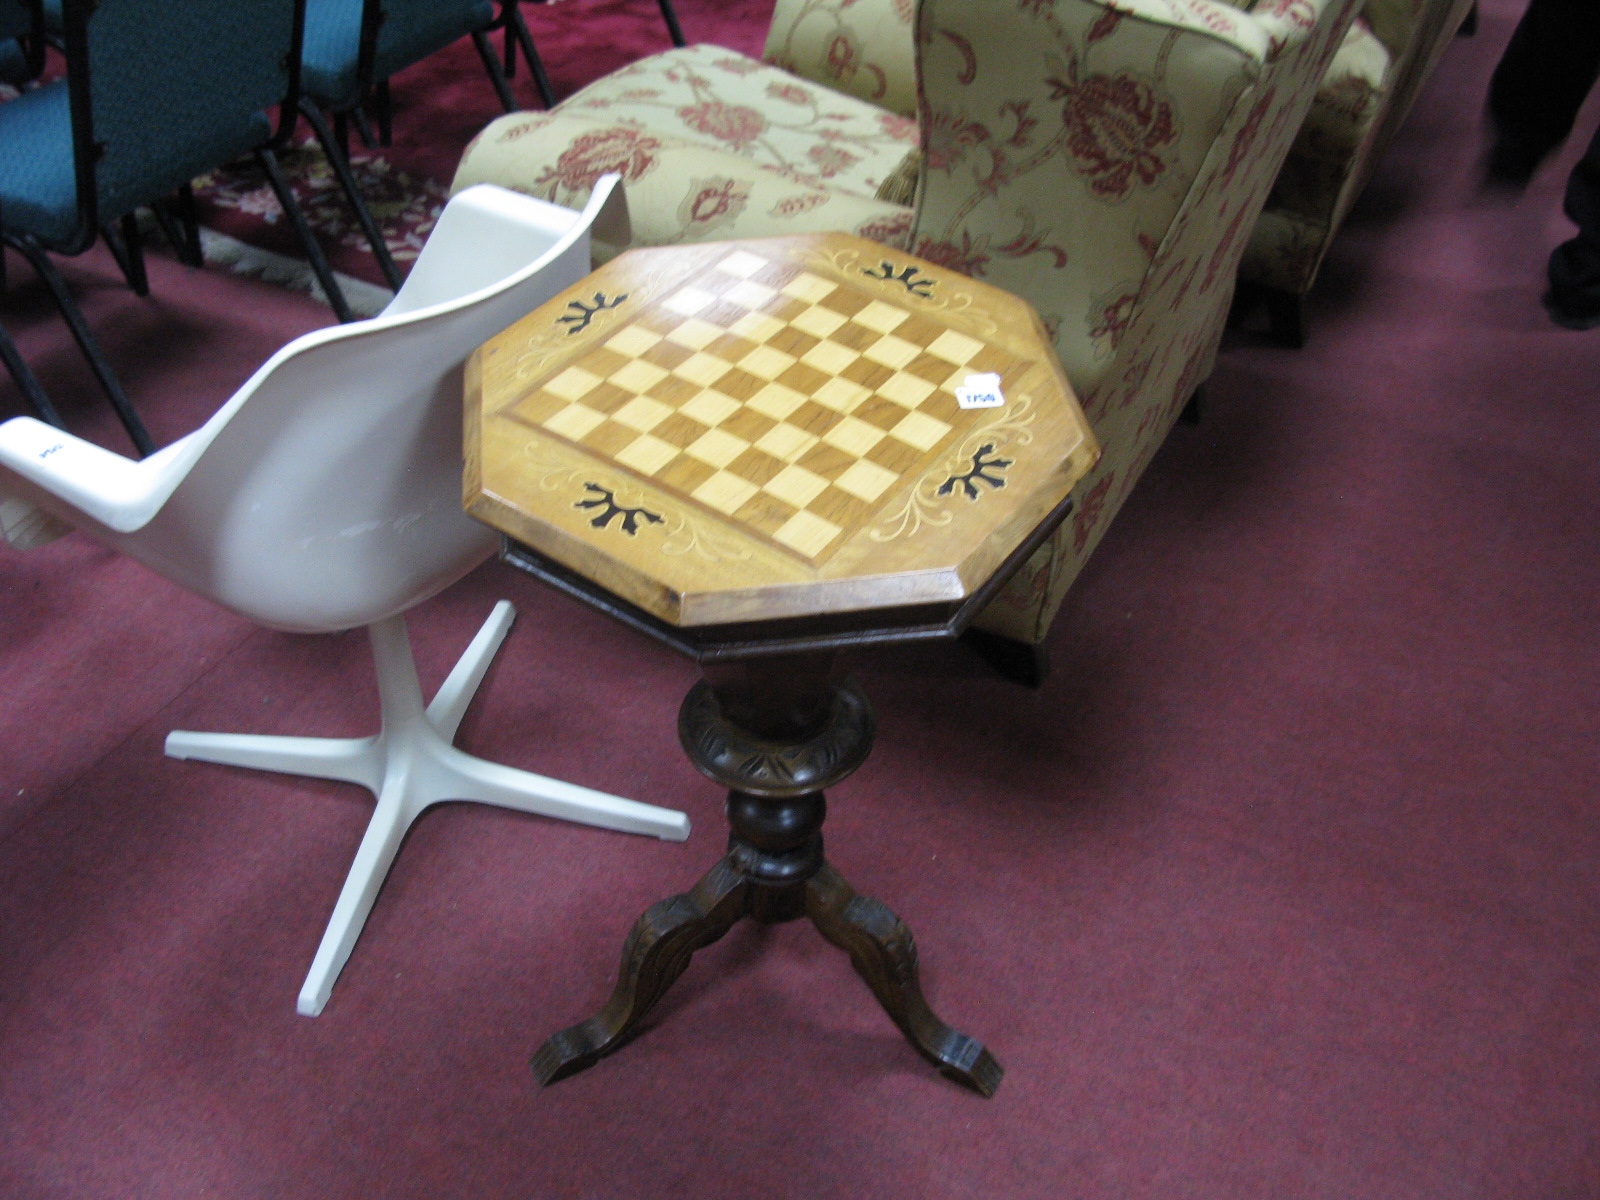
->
451, 0, 1363, 674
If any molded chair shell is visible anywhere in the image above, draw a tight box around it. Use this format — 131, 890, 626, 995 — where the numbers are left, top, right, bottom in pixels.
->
0, 180, 690, 1016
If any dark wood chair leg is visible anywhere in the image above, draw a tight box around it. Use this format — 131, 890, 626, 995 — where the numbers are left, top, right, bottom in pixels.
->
959, 626, 1050, 688
1265, 287, 1306, 348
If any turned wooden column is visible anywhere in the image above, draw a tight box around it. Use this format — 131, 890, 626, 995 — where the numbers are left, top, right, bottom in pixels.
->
532, 652, 1002, 1096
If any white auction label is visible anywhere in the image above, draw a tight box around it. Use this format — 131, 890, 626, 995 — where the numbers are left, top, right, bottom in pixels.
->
955, 372, 1005, 409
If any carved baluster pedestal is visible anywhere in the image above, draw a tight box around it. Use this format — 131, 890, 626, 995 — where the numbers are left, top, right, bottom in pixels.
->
531, 652, 1003, 1097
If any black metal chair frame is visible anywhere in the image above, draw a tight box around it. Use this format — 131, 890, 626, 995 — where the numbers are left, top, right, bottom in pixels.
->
298, 0, 528, 293
501, 0, 687, 96
1, 0, 358, 454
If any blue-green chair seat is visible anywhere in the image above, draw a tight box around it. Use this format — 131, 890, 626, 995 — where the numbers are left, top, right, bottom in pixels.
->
301, 0, 495, 110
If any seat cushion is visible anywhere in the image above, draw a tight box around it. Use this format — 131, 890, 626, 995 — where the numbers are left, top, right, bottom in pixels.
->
453, 44, 920, 252
453, 109, 913, 250
548, 44, 918, 201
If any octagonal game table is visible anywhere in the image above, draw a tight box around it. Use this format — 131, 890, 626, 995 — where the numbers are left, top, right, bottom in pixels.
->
465, 233, 1099, 1096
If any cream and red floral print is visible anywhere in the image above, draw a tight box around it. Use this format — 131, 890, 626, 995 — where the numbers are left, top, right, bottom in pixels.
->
762, 0, 920, 119
899, 0, 1362, 644
1240, 0, 1473, 297
451, 0, 1362, 647
524, 43, 918, 199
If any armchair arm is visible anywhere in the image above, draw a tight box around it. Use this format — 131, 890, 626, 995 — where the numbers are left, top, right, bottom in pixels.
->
763, 0, 919, 118
911, 0, 1272, 395
0, 417, 194, 534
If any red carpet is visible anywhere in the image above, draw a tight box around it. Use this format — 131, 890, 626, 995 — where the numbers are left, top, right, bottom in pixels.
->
3, 2, 1600, 1197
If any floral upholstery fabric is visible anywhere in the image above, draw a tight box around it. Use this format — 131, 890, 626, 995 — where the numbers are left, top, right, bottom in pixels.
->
451, 0, 1362, 647
763, 0, 920, 119
452, 43, 917, 247
1240, 0, 1475, 296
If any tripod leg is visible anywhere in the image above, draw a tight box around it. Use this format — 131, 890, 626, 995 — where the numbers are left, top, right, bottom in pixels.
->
533, 855, 748, 1085
806, 863, 1003, 1096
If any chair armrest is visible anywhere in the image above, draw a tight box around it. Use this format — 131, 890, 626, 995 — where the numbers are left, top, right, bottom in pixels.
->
763, 0, 918, 118
0, 417, 191, 533
912, 0, 1277, 394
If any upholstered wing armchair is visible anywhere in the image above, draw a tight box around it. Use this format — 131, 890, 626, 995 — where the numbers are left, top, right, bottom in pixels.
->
1238, 0, 1477, 344
453, 0, 1362, 669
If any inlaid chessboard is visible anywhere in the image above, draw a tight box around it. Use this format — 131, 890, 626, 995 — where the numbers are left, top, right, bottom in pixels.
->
467, 234, 1099, 628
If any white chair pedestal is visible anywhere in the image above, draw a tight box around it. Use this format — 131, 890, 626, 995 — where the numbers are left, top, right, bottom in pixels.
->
166, 600, 691, 1017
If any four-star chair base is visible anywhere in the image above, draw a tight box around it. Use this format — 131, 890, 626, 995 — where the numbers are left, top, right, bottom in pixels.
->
166, 599, 692, 1017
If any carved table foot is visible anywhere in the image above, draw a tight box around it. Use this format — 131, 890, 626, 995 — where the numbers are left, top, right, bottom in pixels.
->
806, 863, 1003, 1097
532, 855, 748, 1085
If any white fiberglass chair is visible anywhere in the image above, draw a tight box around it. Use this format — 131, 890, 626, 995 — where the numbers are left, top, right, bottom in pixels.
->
0, 178, 690, 1017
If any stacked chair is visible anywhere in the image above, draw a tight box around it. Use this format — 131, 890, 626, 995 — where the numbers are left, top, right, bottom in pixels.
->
0, 178, 691, 1018
0, 0, 350, 455
1238, 0, 1480, 344
450, 0, 1366, 678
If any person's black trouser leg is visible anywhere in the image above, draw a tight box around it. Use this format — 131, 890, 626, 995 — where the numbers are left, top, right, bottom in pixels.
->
1487, 0, 1600, 179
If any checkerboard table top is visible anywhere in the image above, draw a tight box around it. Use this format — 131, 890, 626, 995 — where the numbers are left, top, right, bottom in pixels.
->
465, 233, 1099, 629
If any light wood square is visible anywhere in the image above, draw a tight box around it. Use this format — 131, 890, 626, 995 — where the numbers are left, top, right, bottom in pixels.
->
725, 280, 778, 309
604, 325, 663, 356
852, 299, 910, 334
664, 286, 716, 316
754, 422, 818, 462
833, 458, 900, 502
728, 310, 786, 342
680, 389, 741, 426
876, 371, 937, 407
889, 409, 952, 451
615, 433, 681, 475
664, 317, 724, 350
543, 403, 605, 441
813, 377, 871, 413
740, 345, 798, 381
773, 509, 841, 557
790, 305, 849, 339
862, 334, 921, 370
781, 272, 836, 304
613, 395, 673, 433
764, 464, 830, 508
716, 250, 769, 278
610, 359, 670, 393
801, 340, 859, 375
821, 416, 885, 456
693, 470, 760, 514
748, 382, 807, 420
674, 352, 733, 387
926, 329, 986, 365
685, 427, 750, 468
544, 366, 603, 401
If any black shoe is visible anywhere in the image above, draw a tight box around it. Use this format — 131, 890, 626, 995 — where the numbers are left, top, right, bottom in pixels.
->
1541, 289, 1600, 331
